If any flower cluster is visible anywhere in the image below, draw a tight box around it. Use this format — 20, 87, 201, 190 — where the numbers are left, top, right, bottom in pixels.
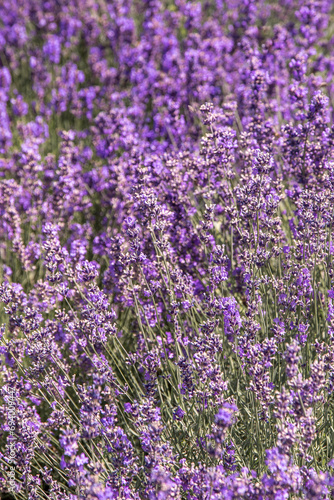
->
1, 0, 334, 499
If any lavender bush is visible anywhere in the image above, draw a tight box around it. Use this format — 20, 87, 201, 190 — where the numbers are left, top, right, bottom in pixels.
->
1, 0, 334, 498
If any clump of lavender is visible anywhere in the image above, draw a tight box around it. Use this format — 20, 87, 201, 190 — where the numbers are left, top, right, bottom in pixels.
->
1, 0, 334, 499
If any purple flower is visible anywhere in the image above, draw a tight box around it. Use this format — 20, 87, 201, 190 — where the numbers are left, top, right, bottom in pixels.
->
215, 402, 238, 429
43, 35, 61, 64
173, 406, 185, 421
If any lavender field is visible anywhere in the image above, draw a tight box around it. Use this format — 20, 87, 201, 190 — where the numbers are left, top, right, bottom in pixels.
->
1, 0, 334, 498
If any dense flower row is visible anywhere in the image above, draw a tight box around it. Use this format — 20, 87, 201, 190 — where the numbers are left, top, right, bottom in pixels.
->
1, 0, 334, 498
